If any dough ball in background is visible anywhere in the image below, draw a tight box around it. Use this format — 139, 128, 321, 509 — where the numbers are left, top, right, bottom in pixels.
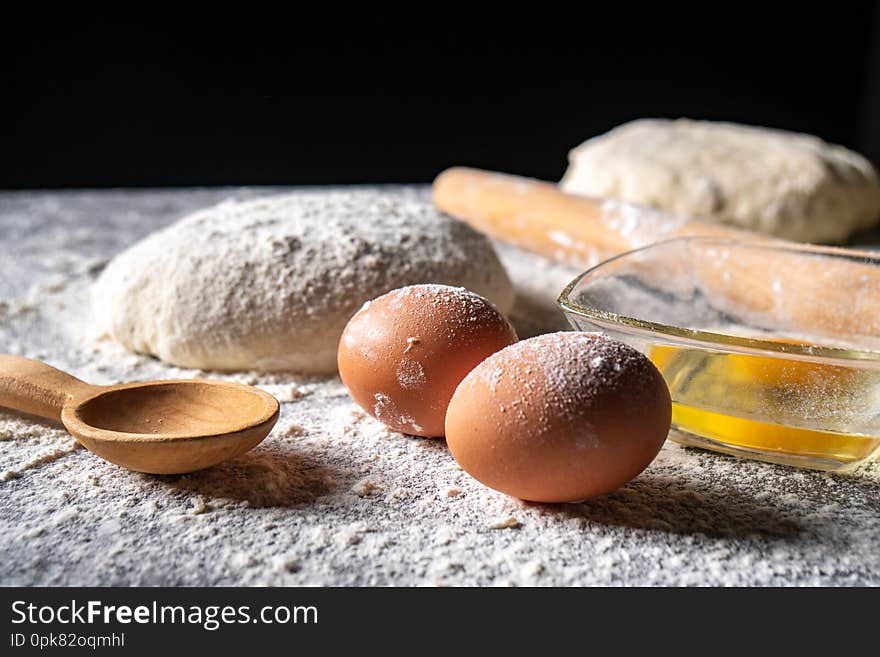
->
338, 284, 517, 437
445, 332, 671, 503
93, 191, 514, 374
561, 118, 880, 243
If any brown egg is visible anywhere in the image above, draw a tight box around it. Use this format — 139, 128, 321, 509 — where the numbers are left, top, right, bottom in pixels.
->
338, 284, 518, 437
445, 332, 671, 502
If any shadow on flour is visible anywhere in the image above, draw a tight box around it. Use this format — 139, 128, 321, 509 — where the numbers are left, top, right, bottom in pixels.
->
158, 446, 338, 508
0, 408, 65, 431
508, 290, 571, 340
539, 474, 803, 540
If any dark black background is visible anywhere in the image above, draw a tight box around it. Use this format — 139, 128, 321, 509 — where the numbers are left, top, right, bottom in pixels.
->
3, 5, 879, 189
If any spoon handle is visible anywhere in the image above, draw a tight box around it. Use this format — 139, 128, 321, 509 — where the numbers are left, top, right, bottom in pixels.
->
0, 355, 95, 421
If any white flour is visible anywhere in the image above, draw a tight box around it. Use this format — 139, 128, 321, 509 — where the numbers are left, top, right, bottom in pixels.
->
1, 188, 879, 586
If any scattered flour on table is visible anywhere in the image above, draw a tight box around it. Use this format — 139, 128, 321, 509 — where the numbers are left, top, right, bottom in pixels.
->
1, 188, 879, 586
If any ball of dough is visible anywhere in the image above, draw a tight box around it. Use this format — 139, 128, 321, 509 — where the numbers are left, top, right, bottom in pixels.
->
560, 119, 880, 243
338, 284, 518, 437
93, 191, 515, 373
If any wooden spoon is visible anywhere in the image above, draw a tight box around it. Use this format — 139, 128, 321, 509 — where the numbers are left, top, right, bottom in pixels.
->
0, 355, 280, 474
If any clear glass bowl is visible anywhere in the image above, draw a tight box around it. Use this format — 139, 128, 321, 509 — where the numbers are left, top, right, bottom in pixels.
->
558, 237, 880, 472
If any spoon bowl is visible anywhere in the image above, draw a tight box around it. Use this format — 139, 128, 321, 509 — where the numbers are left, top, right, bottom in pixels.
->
0, 355, 279, 474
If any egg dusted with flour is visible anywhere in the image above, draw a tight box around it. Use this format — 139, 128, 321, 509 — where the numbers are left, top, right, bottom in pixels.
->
338, 284, 517, 437
445, 332, 671, 502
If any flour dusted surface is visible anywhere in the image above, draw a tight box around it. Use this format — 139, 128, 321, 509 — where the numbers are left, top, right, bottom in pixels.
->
1, 188, 879, 586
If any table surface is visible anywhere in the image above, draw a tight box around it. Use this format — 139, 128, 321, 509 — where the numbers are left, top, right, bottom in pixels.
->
1, 187, 879, 586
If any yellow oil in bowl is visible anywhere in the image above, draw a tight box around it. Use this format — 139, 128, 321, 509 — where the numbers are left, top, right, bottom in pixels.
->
648, 344, 880, 469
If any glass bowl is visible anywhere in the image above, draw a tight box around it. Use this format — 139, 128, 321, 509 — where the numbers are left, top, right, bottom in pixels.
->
557, 237, 880, 472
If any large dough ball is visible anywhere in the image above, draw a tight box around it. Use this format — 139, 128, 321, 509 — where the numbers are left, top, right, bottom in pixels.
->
561, 119, 880, 243
93, 191, 514, 373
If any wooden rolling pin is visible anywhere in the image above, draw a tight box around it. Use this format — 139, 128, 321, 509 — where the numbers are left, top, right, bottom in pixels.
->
433, 167, 880, 344
433, 167, 763, 266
